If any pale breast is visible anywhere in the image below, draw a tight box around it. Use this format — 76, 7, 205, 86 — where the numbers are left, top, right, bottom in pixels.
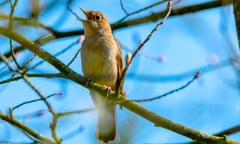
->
81, 36, 118, 87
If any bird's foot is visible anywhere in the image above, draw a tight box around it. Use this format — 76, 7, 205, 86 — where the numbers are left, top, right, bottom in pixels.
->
85, 78, 92, 87
103, 85, 112, 102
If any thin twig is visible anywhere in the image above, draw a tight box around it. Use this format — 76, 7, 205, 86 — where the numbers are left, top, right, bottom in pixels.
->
23, 75, 53, 111
0, 73, 63, 84
8, 0, 22, 70
215, 124, 240, 136
12, 93, 60, 111
23, 109, 46, 124
29, 40, 78, 70
22, 74, 61, 143
20, 54, 36, 70
0, 54, 20, 80
67, 47, 81, 66
118, 0, 168, 22
61, 125, 83, 141
67, 5, 82, 21
57, 107, 96, 117
120, 0, 129, 15
127, 60, 230, 82
131, 71, 200, 102
118, 0, 172, 92
0, 54, 16, 72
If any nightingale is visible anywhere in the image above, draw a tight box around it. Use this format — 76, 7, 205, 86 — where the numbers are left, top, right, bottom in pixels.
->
80, 8, 123, 143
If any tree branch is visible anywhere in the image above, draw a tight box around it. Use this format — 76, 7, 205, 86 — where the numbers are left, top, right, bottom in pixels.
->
22, 74, 61, 143
0, 73, 63, 84
53, 1, 232, 38
119, 98, 239, 144
0, 112, 55, 144
215, 124, 240, 137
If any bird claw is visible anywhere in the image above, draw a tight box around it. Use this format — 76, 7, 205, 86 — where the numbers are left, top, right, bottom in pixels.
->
85, 78, 92, 86
103, 85, 112, 102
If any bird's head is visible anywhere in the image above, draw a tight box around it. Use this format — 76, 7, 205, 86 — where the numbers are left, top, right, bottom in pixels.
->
80, 8, 112, 38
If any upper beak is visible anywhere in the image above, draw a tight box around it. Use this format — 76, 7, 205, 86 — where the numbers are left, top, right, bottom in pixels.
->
80, 8, 91, 20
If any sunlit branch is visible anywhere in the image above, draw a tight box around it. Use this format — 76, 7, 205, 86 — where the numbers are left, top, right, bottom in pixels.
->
0, 112, 55, 144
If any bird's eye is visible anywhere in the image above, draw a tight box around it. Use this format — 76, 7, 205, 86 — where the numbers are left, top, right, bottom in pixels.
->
95, 15, 101, 20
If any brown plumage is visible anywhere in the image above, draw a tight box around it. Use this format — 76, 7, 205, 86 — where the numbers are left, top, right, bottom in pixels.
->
80, 8, 123, 143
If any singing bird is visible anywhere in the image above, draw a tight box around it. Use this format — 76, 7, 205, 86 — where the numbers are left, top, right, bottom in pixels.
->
80, 8, 123, 143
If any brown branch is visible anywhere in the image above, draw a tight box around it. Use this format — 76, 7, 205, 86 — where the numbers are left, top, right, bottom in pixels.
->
53, 1, 232, 38
187, 124, 240, 144
215, 124, 240, 137
112, 0, 232, 30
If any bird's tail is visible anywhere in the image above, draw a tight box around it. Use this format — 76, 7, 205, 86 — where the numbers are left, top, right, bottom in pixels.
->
91, 91, 117, 143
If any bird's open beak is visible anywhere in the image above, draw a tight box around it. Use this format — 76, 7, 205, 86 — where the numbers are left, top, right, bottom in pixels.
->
80, 8, 91, 21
